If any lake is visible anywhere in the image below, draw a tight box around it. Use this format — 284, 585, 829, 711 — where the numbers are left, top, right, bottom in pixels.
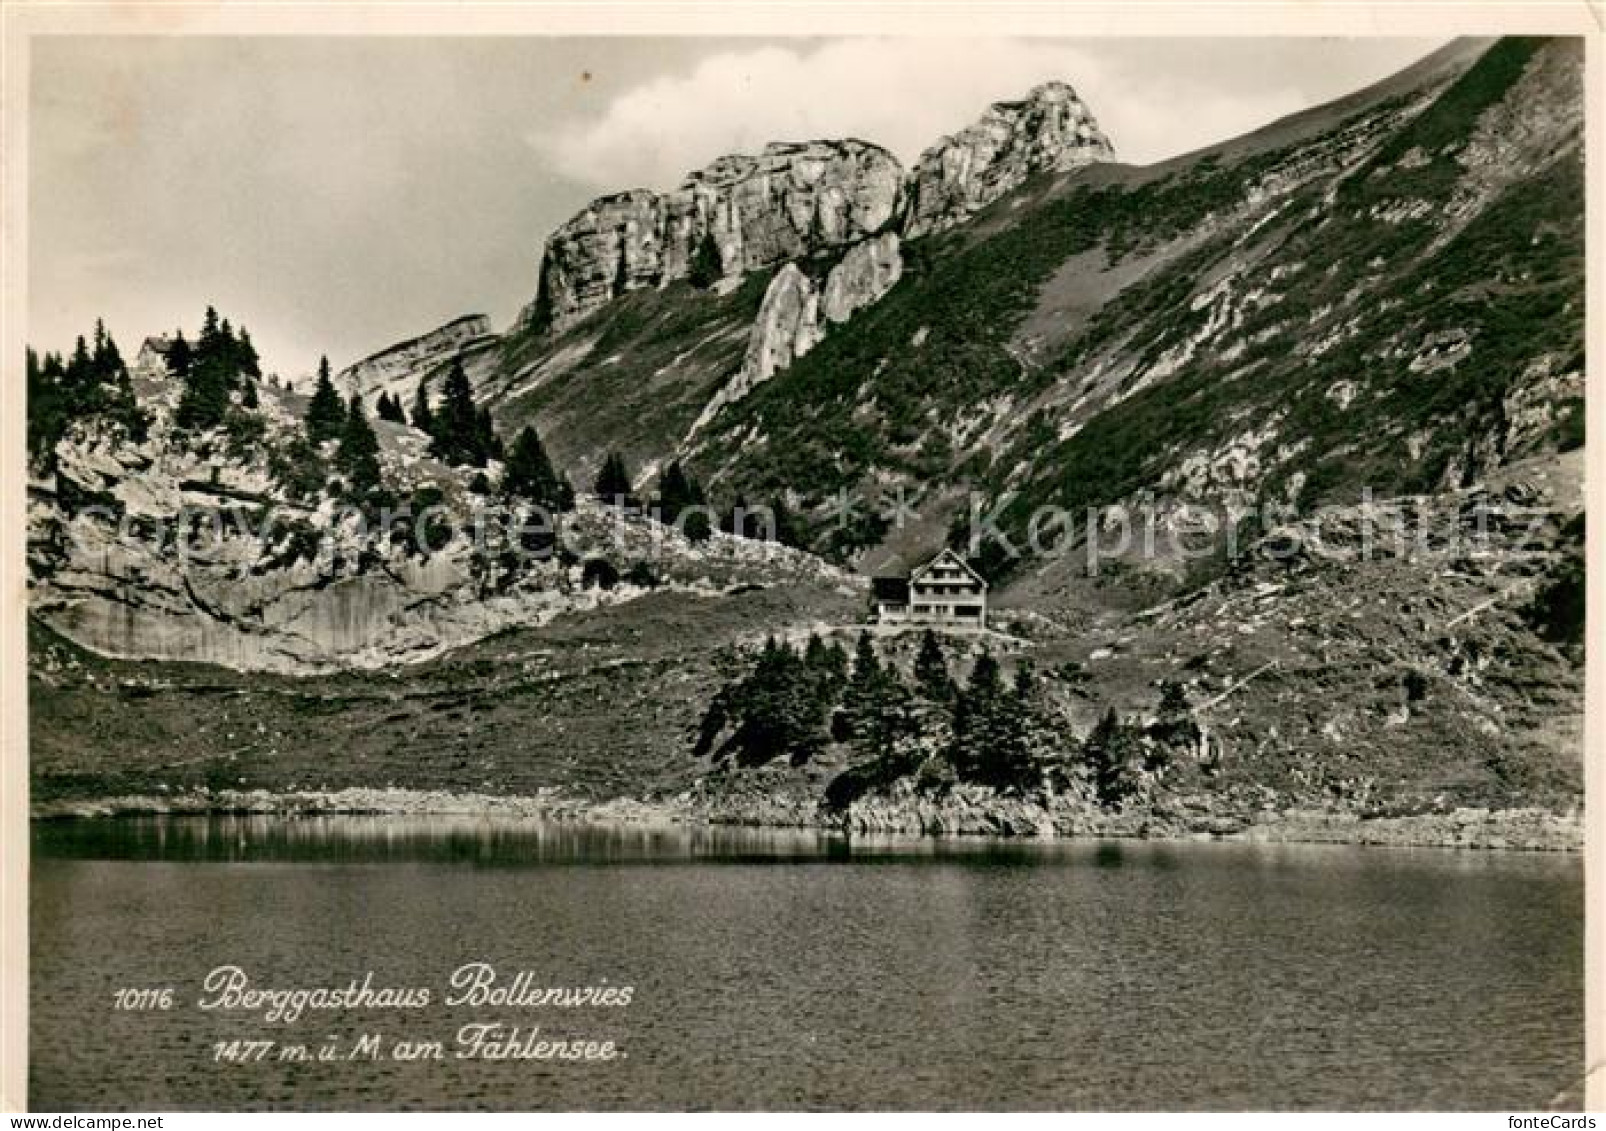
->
30, 816, 1583, 1110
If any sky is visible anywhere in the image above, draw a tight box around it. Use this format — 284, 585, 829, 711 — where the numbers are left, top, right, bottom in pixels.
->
29, 35, 1447, 380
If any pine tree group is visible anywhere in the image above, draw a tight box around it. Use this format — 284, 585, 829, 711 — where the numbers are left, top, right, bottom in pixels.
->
693, 635, 846, 767
1081, 708, 1139, 806
427, 360, 500, 467
721, 496, 803, 546
26, 318, 147, 465
375, 391, 407, 424
502, 425, 574, 512
950, 652, 1035, 791
174, 305, 259, 431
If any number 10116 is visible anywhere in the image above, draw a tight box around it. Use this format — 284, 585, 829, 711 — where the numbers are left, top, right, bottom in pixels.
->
112, 987, 175, 1010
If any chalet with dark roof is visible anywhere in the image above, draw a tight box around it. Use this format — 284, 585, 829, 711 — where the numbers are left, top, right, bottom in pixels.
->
872, 548, 988, 630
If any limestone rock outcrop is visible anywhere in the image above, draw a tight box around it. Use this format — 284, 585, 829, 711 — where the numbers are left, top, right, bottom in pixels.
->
337, 314, 499, 409
689, 232, 904, 437
526, 83, 1114, 335
820, 231, 904, 324
741, 263, 823, 387
532, 140, 906, 333
903, 81, 1113, 237
27, 392, 851, 673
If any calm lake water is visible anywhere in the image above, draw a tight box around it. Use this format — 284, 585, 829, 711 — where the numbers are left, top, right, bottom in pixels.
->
31, 816, 1582, 1111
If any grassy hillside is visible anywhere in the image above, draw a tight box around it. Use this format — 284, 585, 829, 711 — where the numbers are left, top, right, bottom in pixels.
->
485, 272, 774, 485
30, 581, 859, 807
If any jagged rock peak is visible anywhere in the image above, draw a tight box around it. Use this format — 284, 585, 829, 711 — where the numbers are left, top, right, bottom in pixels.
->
903, 79, 1114, 237
526, 80, 1112, 332
531, 139, 905, 334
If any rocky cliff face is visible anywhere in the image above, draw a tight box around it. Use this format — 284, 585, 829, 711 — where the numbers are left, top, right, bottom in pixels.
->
820, 231, 905, 324
355, 78, 1114, 457
528, 86, 1116, 335
27, 372, 853, 673
737, 264, 823, 389
688, 232, 904, 438
904, 81, 1114, 237
338, 314, 499, 407
533, 141, 905, 333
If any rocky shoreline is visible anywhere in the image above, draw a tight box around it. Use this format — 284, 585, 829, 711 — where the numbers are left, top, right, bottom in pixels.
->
29, 785, 1583, 854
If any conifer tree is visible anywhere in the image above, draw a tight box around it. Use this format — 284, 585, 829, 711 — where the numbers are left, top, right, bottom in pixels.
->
67, 335, 91, 385
476, 406, 503, 461
594, 451, 634, 506
166, 330, 192, 381
951, 653, 1034, 791
502, 425, 573, 512
195, 305, 224, 372
337, 392, 382, 495
1146, 679, 1199, 771
410, 377, 434, 435
914, 629, 953, 702
1013, 661, 1037, 702
98, 330, 125, 380
1082, 707, 1138, 807
654, 460, 705, 523
770, 496, 803, 547
835, 631, 889, 744
25, 347, 54, 461
304, 356, 345, 444
430, 360, 487, 466
851, 630, 881, 689
234, 326, 261, 378
655, 460, 711, 539
687, 231, 723, 289
175, 305, 235, 431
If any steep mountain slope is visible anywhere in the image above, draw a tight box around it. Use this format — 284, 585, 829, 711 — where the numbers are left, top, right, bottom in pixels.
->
687, 37, 1582, 583
434, 38, 1579, 596
336, 314, 500, 406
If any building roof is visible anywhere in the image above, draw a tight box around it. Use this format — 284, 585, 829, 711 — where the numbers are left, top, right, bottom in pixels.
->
871, 576, 910, 603
910, 547, 988, 590
138, 336, 174, 356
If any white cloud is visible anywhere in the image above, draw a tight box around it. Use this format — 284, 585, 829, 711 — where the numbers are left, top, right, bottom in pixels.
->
527, 37, 1313, 191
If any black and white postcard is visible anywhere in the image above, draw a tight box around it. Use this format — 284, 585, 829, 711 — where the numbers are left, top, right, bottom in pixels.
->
2, 2, 1599, 1114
